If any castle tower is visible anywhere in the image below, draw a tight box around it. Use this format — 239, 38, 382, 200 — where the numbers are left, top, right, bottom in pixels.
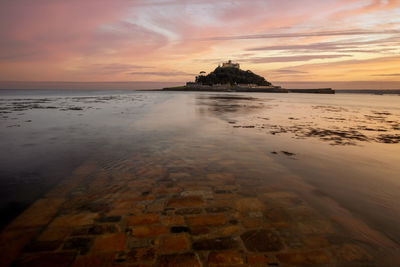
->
222, 60, 240, 69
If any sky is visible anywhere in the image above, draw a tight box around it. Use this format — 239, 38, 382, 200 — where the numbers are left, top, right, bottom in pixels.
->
0, 0, 399, 88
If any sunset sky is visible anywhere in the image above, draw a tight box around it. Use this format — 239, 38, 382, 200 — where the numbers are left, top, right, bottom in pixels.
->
0, 0, 399, 88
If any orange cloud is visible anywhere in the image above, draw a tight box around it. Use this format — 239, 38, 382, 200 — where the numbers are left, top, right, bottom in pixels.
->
0, 0, 399, 86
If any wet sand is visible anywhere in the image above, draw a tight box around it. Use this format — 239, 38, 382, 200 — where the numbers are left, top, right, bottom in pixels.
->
1, 90, 400, 266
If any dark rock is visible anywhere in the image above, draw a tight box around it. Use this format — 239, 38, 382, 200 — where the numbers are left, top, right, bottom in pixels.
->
281, 151, 295, 156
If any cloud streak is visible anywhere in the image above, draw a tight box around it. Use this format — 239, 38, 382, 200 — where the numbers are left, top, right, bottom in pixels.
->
206, 29, 400, 41
246, 37, 400, 52
247, 54, 353, 63
0, 0, 399, 85
371, 73, 400, 77
129, 71, 196, 76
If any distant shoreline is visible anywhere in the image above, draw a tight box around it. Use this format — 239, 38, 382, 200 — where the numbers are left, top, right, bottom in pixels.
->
162, 86, 336, 94
1, 88, 400, 95
0, 81, 399, 91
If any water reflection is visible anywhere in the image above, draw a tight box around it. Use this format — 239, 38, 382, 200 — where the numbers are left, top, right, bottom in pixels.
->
195, 93, 400, 145
196, 94, 268, 115
1, 91, 400, 266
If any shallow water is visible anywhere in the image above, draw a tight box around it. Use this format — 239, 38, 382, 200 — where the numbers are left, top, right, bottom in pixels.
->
1, 90, 400, 265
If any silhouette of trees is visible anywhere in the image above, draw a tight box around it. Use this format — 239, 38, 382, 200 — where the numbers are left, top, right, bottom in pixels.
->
195, 67, 271, 86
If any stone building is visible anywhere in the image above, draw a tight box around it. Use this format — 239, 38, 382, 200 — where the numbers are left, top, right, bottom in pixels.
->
222, 60, 240, 69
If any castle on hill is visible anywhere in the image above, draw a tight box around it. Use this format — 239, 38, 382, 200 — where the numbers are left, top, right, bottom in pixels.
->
163, 59, 334, 93
221, 60, 240, 69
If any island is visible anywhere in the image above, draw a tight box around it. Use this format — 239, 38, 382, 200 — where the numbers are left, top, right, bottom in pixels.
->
163, 60, 335, 94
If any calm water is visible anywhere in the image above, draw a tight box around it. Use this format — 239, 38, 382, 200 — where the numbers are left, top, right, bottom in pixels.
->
1, 90, 400, 260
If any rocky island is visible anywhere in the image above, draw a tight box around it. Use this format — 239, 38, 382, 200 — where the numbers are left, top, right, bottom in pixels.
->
163, 60, 335, 94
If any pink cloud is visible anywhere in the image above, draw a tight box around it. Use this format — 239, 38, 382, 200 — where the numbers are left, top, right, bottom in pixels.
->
0, 0, 399, 82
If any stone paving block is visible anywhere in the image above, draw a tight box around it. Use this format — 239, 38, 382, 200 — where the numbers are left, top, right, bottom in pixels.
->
189, 226, 210, 236
48, 213, 98, 228
37, 227, 70, 241
92, 233, 126, 252
241, 229, 283, 252
126, 238, 152, 249
175, 208, 202, 215
181, 190, 214, 199
132, 225, 169, 238
88, 224, 119, 235
208, 251, 243, 266
192, 236, 239, 250
14, 252, 76, 267
187, 214, 227, 227
167, 196, 204, 207
126, 214, 160, 226
71, 252, 116, 267
146, 201, 165, 213
160, 234, 190, 254
158, 252, 201, 267
154, 187, 181, 195
235, 198, 265, 213
161, 216, 185, 226
126, 247, 157, 262
247, 254, 269, 265
276, 250, 331, 265
214, 225, 241, 236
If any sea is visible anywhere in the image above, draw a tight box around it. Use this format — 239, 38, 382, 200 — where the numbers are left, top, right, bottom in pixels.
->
1, 89, 400, 265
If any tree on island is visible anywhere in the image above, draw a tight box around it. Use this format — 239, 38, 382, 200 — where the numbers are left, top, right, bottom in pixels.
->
195, 66, 271, 86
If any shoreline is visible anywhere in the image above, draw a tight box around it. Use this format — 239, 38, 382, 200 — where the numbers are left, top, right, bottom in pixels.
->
162, 86, 335, 94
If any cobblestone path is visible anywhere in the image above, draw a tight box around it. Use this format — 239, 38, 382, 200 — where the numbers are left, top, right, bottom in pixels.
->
0, 153, 381, 266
